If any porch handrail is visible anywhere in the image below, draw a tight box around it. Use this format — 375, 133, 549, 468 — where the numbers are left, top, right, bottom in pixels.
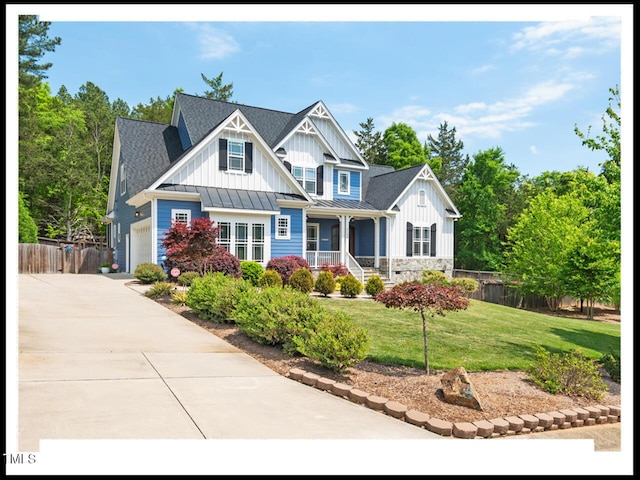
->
306, 251, 341, 268
346, 252, 365, 284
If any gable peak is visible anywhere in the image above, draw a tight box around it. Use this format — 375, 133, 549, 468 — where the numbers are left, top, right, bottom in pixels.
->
309, 102, 330, 119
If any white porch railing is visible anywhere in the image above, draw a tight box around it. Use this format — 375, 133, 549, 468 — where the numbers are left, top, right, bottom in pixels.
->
346, 252, 365, 284
306, 251, 341, 268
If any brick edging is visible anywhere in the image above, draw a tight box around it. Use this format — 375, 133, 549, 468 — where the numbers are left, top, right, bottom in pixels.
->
287, 367, 621, 439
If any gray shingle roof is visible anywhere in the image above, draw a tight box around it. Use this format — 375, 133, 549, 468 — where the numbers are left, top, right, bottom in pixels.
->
312, 199, 379, 211
156, 184, 307, 211
363, 163, 426, 210
116, 117, 183, 198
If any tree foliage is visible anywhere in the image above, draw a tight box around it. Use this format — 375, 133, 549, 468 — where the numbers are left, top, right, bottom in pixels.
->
161, 217, 221, 276
18, 15, 61, 88
131, 88, 183, 124
201, 71, 234, 101
375, 282, 469, 374
353, 117, 387, 165
426, 121, 470, 204
18, 192, 38, 243
382, 122, 426, 170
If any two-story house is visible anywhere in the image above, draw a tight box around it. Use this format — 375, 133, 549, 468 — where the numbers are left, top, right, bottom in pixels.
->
105, 93, 461, 284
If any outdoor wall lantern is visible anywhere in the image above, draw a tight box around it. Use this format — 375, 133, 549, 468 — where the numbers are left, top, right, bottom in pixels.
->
135, 210, 142, 217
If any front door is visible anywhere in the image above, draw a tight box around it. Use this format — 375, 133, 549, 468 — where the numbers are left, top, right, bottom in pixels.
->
307, 223, 319, 252
349, 225, 355, 257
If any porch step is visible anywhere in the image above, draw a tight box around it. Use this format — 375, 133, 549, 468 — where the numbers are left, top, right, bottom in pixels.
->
361, 268, 393, 288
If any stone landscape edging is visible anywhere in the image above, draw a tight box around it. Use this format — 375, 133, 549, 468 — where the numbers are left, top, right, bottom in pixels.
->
287, 367, 621, 439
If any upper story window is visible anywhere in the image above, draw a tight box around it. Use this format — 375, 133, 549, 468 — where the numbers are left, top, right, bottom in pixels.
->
292, 166, 317, 194
172, 209, 191, 225
338, 171, 350, 195
219, 138, 253, 174
228, 141, 245, 172
120, 164, 126, 195
418, 189, 427, 206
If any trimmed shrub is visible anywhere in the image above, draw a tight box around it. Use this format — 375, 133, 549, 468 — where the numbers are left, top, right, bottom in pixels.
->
177, 271, 200, 287
314, 270, 336, 297
289, 267, 314, 293
450, 277, 479, 295
340, 274, 363, 298
599, 351, 620, 383
233, 286, 322, 354
258, 269, 283, 288
293, 310, 369, 372
186, 272, 250, 322
205, 247, 242, 278
145, 281, 174, 298
365, 275, 385, 297
134, 262, 167, 284
240, 261, 264, 286
527, 345, 608, 400
421, 270, 450, 286
319, 262, 349, 278
266, 255, 310, 284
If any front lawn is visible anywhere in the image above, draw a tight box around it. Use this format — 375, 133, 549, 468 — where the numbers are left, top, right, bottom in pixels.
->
319, 298, 620, 371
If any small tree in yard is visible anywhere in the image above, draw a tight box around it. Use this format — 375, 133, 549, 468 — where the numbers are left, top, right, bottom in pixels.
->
162, 218, 219, 276
375, 282, 470, 374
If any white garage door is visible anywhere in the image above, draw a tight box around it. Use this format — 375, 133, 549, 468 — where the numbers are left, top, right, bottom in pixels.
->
130, 218, 152, 273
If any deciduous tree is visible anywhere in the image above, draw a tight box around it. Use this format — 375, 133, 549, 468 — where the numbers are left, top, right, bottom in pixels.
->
382, 122, 426, 170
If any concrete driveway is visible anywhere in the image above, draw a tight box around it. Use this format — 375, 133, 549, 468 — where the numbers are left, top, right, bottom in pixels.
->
15, 274, 441, 452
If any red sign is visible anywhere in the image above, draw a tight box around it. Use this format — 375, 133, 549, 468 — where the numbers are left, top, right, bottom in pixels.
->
111, 263, 119, 271
170, 267, 180, 278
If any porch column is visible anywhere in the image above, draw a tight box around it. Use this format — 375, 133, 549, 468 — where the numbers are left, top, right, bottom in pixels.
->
339, 215, 351, 265
374, 217, 380, 268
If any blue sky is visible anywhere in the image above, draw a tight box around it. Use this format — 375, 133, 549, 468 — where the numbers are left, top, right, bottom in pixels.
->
8, 4, 631, 179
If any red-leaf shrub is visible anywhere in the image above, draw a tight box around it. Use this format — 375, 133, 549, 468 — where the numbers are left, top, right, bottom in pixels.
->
266, 255, 310, 285
162, 217, 220, 275
205, 246, 241, 278
319, 262, 349, 278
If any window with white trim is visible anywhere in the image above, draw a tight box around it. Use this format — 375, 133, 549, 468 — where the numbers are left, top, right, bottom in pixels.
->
117, 223, 121, 243
418, 189, 427, 206
171, 209, 191, 225
228, 140, 244, 172
120, 164, 126, 195
338, 171, 350, 195
216, 221, 266, 262
413, 226, 431, 256
292, 166, 316, 194
275, 215, 290, 240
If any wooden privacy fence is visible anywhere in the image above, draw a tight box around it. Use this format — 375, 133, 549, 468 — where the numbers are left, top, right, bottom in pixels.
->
18, 242, 113, 274
452, 269, 550, 309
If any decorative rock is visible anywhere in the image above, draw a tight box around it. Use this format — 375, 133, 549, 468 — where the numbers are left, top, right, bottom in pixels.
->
504, 416, 524, 432
505, 430, 516, 436
596, 416, 609, 424
348, 388, 369, 404
440, 367, 484, 410
534, 413, 554, 429
518, 414, 540, 430
425, 417, 453, 436
366, 395, 388, 410
453, 422, 478, 439
559, 422, 572, 429
331, 382, 353, 397
594, 405, 610, 416
405, 409, 431, 427
490, 432, 502, 439
517, 427, 531, 435
558, 409, 578, 423
585, 418, 596, 426
547, 411, 567, 425
384, 401, 408, 419
316, 377, 336, 391
301, 372, 320, 386
488, 418, 510, 435
533, 426, 545, 433
572, 419, 584, 428
472, 420, 495, 438
548, 424, 559, 431
608, 415, 619, 423
289, 368, 305, 381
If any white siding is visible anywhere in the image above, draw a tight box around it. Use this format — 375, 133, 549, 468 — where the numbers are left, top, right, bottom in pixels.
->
166, 132, 296, 193
282, 132, 331, 200
388, 179, 455, 259
312, 117, 354, 160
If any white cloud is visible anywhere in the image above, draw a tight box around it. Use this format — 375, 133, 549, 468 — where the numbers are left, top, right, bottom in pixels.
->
470, 64, 494, 75
327, 102, 358, 114
187, 23, 240, 60
377, 79, 576, 144
530, 145, 539, 155
510, 17, 620, 58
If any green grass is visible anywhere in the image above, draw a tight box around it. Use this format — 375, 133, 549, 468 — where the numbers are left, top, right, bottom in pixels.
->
320, 298, 620, 372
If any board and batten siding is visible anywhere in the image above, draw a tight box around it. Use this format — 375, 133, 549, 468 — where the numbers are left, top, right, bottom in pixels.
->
332, 169, 361, 201
310, 116, 353, 161
281, 132, 331, 200
270, 207, 304, 258
387, 180, 455, 259
165, 132, 296, 194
